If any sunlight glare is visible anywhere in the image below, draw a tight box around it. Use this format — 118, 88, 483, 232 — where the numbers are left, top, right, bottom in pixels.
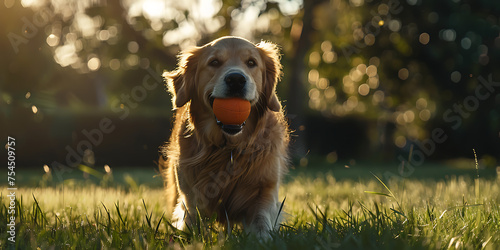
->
163, 20, 199, 48
278, 0, 301, 15
196, 0, 221, 19
54, 43, 78, 67
75, 13, 96, 38
142, 0, 165, 19
21, 0, 37, 8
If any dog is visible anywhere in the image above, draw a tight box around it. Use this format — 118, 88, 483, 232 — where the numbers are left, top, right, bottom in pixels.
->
159, 36, 289, 238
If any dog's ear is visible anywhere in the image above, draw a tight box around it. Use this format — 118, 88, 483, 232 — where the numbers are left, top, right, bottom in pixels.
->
164, 46, 201, 109
257, 41, 282, 112
163, 69, 188, 109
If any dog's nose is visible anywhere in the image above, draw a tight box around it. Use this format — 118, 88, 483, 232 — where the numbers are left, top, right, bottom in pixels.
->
224, 72, 246, 93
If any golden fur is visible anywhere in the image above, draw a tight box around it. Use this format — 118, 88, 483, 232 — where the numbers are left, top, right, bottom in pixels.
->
159, 37, 289, 237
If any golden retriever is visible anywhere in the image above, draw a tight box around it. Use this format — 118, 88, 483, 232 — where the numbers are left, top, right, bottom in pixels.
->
159, 36, 289, 238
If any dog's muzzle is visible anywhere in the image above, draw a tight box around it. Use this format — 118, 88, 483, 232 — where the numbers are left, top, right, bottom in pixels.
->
210, 72, 251, 136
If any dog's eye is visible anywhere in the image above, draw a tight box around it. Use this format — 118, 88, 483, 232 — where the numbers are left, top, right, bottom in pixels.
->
247, 59, 257, 68
209, 59, 220, 67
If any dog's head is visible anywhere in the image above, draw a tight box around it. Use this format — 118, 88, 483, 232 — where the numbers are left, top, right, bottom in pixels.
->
164, 36, 282, 136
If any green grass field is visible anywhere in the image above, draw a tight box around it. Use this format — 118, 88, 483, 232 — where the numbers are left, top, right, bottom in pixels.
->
1, 162, 499, 249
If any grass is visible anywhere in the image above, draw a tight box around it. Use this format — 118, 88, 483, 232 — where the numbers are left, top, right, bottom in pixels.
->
1, 163, 499, 249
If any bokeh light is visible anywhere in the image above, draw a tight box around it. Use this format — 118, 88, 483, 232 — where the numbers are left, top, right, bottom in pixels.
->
87, 57, 101, 71
419, 33, 430, 45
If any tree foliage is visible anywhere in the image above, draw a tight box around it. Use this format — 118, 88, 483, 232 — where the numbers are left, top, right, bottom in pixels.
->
1, 0, 499, 164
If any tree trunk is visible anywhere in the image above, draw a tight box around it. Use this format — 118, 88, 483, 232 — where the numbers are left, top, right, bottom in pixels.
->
286, 0, 326, 158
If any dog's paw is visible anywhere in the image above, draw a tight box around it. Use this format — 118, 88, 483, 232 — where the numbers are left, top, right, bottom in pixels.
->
255, 230, 272, 241
172, 219, 185, 231
247, 214, 274, 240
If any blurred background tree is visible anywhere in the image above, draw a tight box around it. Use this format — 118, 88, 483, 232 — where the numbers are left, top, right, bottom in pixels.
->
1, 0, 499, 169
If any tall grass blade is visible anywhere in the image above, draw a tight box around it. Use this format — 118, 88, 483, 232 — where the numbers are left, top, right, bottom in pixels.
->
32, 194, 48, 226
101, 202, 112, 233
363, 191, 391, 197
473, 149, 480, 200
368, 172, 403, 213
142, 199, 152, 229
274, 196, 286, 229
115, 203, 126, 229
155, 212, 165, 236
224, 208, 232, 235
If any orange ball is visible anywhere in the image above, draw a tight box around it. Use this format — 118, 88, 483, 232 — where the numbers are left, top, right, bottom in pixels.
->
212, 98, 251, 125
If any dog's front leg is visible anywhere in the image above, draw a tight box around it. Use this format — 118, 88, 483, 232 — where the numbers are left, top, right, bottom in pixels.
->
246, 188, 282, 239
171, 194, 195, 231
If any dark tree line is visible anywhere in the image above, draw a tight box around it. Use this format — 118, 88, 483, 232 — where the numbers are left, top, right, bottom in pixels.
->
1, 0, 499, 167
